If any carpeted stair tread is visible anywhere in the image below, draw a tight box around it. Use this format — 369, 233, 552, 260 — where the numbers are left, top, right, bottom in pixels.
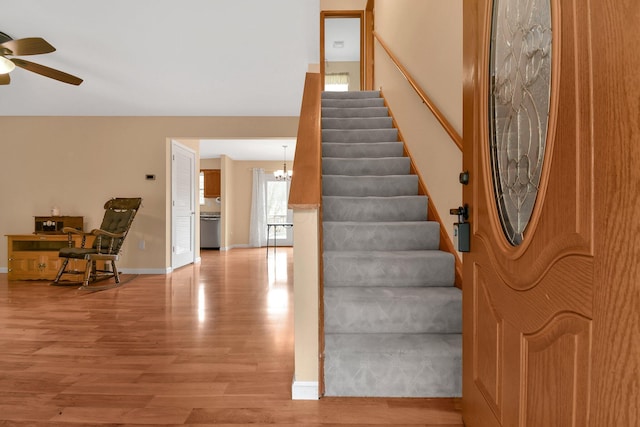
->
323, 128, 398, 143
322, 157, 410, 176
323, 250, 455, 288
322, 142, 405, 159
322, 90, 381, 99
322, 117, 394, 130
322, 106, 389, 118
323, 196, 428, 222
323, 221, 440, 251
323, 175, 419, 197
324, 333, 462, 397
324, 286, 462, 334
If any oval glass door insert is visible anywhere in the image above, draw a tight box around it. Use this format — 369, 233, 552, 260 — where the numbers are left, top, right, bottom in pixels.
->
488, 0, 553, 245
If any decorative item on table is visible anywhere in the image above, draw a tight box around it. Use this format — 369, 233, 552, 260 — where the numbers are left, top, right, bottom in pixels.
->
34, 216, 83, 234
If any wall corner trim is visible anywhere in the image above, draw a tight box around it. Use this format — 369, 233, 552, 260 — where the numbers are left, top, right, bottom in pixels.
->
291, 378, 319, 400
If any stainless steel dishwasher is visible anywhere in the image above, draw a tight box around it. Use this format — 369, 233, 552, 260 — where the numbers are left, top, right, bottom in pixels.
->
200, 212, 220, 249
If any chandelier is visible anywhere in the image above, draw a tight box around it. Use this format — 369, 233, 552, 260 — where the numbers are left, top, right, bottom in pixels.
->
274, 145, 293, 181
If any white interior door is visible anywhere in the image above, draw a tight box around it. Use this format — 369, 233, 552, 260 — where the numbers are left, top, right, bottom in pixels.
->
171, 141, 196, 269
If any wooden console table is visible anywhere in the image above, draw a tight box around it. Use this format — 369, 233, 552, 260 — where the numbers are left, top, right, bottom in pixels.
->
6, 234, 94, 281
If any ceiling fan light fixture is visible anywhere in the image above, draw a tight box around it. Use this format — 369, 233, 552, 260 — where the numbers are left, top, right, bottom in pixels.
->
0, 56, 15, 74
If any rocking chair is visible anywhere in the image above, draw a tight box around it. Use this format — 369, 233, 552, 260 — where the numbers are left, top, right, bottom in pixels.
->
51, 197, 142, 289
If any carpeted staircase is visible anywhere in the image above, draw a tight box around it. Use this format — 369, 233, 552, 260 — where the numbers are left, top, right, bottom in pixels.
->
321, 90, 462, 397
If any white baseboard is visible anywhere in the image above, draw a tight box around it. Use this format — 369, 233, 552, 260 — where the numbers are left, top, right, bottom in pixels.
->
0, 267, 7, 274
291, 378, 319, 400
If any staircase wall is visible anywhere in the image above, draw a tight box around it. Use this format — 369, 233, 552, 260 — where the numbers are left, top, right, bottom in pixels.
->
373, 0, 463, 247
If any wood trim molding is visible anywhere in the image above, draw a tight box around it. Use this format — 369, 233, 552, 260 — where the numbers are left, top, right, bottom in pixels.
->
383, 95, 463, 288
288, 72, 322, 209
365, 4, 374, 90
374, 31, 463, 151
321, 10, 366, 92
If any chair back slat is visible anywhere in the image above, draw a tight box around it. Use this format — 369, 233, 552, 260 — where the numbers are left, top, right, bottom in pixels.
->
92, 198, 142, 254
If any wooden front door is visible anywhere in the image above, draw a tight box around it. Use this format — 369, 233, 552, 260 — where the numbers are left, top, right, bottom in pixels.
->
462, 0, 595, 425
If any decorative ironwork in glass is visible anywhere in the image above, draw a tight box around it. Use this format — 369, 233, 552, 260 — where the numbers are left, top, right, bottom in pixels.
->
489, 0, 552, 245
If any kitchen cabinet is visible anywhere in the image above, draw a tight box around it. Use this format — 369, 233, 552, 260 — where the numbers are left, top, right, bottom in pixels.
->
203, 169, 221, 198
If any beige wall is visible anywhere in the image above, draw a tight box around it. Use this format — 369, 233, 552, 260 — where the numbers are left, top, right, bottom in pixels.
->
0, 116, 298, 273
321, 0, 366, 10
374, 0, 463, 244
293, 209, 319, 386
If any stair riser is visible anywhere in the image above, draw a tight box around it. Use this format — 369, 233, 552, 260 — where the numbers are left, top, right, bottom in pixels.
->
324, 287, 462, 334
322, 158, 410, 176
322, 98, 386, 108
323, 251, 455, 287
323, 222, 440, 251
322, 117, 394, 130
324, 334, 462, 398
322, 142, 405, 159
322, 107, 389, 118
323, 196, 428, 222
322, 90, 381, 99
322, 175, 418, 197
323, 129, 398, 143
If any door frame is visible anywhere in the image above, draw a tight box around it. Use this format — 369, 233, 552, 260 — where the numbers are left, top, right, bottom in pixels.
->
320, 10, 365, 91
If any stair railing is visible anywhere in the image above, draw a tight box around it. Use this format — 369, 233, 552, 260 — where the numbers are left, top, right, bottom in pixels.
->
373, 31, 463, 151
289, 72, 322, 208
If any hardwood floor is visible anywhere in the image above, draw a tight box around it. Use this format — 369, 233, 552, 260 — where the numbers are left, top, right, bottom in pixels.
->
0, 248, 463, 426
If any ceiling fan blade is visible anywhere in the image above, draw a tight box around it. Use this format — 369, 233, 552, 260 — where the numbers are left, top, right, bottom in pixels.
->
11, 58, 83, 86
0, 37, 55, 56
0, 73, 9, 85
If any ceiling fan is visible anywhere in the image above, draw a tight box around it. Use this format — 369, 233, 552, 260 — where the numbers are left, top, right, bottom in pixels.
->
0, 31, 83, 86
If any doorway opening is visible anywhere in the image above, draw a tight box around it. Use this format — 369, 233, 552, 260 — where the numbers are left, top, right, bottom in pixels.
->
321, 11, 365, 92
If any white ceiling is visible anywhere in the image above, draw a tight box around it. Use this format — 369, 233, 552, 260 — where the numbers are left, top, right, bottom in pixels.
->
0, 0, 320, 117
324, 17, 361, 62
198, 138, 296, 160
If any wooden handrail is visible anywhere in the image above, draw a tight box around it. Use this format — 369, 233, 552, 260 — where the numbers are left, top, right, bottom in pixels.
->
373, 31, 463, 151
289, 72, 322, 209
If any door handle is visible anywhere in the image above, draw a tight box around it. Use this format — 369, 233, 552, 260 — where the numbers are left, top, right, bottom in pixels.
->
449, 204, 469, 223
450, 204, 470, 252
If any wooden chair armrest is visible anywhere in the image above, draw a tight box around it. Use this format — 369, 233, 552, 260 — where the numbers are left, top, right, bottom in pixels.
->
62, 227, 91, 248
62, 227, 91, 236
91, 229, 125, 239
